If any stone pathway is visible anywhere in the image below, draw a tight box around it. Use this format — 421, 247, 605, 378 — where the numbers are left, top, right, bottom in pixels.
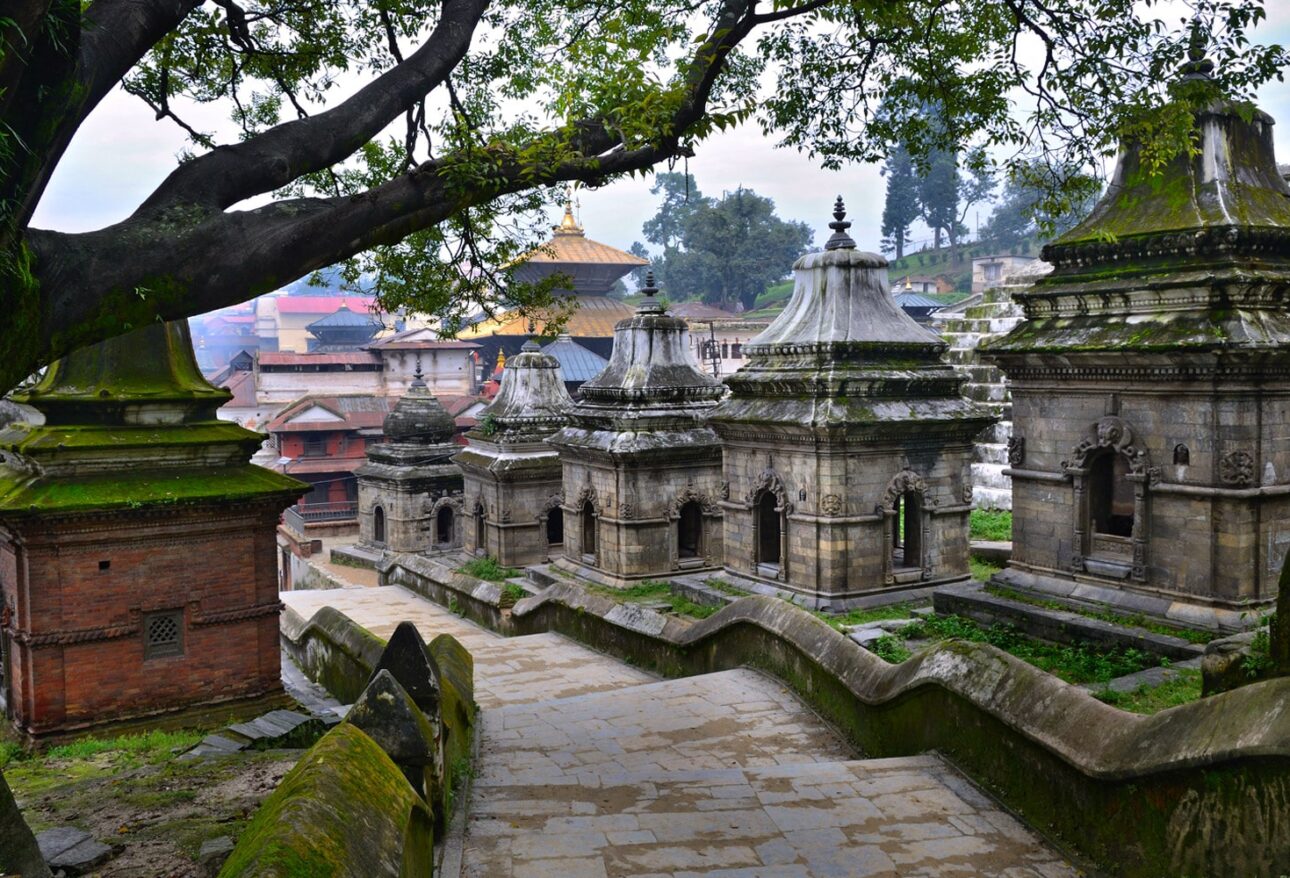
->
282, 586, 1077, 877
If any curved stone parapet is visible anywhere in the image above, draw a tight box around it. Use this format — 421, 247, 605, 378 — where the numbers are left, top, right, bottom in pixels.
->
382, 552, 1290, 877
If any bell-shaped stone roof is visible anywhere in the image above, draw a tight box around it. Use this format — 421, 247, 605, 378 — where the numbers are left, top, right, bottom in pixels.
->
712, 198, 994, 439
472, 340, 573, 443
987, 49, 1290, 359
381, 365, 455, 444
549, 274, 723, 455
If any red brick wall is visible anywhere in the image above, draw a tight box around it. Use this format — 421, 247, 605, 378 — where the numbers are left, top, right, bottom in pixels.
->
1, 501, 288, 739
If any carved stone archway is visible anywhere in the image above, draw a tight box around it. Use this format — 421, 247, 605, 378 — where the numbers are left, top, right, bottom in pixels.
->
1061, 415, 1156, 582
667, 487, 720, 568
428, 495, 464, 549
747, 469, 791, 581
880, 470, 931, 584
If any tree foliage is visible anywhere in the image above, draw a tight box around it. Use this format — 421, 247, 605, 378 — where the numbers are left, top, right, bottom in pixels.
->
639, 184, 811, 311
0, 0, 1285, 392
980, 160, 1102, 247
880, 145, 919, 260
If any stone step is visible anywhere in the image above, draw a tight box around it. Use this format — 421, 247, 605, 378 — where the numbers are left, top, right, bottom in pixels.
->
972, 486, 1014, 510
972, 465, 1012, 491
975, 444, 1009, 465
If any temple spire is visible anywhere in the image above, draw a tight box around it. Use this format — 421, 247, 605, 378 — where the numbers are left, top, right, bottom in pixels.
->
824, 196, 856, 251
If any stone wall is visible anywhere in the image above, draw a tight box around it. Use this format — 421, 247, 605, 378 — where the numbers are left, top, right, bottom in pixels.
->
459, 456, 564, 567
720, 442, 974, 601
381, 555, 1290, 877
560, 453, 723, 578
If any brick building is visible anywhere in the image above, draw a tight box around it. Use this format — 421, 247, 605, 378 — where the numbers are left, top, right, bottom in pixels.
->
0, 322, 303, 741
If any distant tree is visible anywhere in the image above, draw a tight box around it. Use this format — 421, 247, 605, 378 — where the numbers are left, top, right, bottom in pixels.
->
646, 186, 811, 311
981, 161, 1102, 247
918, 147, 959, 251
628, 241, 652, 286
642, 173, 711, 249
881, 146, 920, 260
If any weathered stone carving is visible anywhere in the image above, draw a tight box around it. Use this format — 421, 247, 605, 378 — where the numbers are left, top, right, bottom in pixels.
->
820, 494, 843, 516
747, 468, 793, 514
1006, 436, 1025, 467
1220, 450, 1255, 486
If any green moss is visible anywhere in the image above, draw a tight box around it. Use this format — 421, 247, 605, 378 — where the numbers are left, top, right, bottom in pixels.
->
985, 584, 1212, 644
457, 556, 520, 582
0, 464, 305, 514
1093, 669, 1203, 714
218, 724, 429, 878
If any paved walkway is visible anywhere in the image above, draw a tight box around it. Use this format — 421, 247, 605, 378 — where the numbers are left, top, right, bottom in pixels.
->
281, 585, 1076, 877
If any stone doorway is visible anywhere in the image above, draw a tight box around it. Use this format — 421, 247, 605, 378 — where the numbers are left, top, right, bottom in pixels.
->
756, 491, 781, 574
547, 508, 564, 548
373, 506, 386, 544
436, 506, 454, 547
892, 491, 922, 571
678, 501, 703, 563
581, 501, 597, 562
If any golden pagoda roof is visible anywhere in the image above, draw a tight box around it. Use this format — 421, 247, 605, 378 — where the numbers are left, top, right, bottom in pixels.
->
456, 296, 636, 340
521, 203, 649, 268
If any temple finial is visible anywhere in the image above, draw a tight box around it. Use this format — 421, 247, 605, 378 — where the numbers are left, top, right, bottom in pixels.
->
824, 195, 856, 251
410, 354, 427, 390
637, 270, 664, 314
1179, 18, 1215, 81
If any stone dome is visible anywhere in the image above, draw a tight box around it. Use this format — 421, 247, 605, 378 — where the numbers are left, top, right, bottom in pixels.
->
382, 369, 455, 444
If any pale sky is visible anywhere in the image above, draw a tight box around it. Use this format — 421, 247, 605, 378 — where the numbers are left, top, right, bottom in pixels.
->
30, 6, 1290, 286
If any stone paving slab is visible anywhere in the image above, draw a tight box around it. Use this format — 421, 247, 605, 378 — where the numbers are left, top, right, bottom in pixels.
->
464, 754, 1076, 878
475, 670, 854, 787
281, 586, 656, 708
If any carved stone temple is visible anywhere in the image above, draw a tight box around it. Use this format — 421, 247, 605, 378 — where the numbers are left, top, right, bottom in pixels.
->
983, 65, 1290, 629
355, 365, 464, 554
549, 274, 726, 579
710, 200, 996, 606
0, 322, 304, 741
454, 340, 574, 566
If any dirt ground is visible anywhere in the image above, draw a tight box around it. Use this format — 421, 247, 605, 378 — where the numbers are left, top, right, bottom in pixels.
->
7, 743, 299, 877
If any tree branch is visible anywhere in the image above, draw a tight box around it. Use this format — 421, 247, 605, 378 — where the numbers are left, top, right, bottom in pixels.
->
139, 0, 490, 212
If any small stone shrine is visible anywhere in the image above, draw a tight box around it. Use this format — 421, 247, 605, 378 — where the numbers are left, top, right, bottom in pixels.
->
983, 52, 1290, 629
355, 363, 463, 554
0, 322, 304, 741
549, 274, 725, 579
710, 199, 995, 605
454, 339, 574, 566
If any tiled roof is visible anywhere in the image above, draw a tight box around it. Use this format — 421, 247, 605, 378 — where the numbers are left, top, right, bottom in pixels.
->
540, 335, 609, 382
273, 295, 377, 315
307, 304, 383, 329
455, 296, 635, 340
258, 351, 381, 367
279, 457, 367, 474
894, 292, 943, 309
220, 370, 258, 408
266, 394, 396, 432
670, 302, 738, 321
366, 328, 480, 350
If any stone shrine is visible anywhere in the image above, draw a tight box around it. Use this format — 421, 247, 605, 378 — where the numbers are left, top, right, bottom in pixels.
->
454, 340, 574, 566
355, 364, 463, 554
549, 274, 725, 579
983, 62, 1290, 630
0, 322, 304, 741
710, 200, 995, 605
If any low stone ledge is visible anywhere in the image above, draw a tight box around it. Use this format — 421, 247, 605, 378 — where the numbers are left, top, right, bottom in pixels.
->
382, 555, 1290, 877
934, 582, 1204, 662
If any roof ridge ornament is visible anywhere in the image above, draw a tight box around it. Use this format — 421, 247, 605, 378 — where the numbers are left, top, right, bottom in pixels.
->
409, 354, 427, 391
637, 270, 664, 315
1179, 18, 1215, 81
824, 196, 856, 251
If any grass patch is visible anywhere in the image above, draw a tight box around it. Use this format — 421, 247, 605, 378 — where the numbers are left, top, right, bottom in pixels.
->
970, 557, 1003, 582
1093, 669, 1203, 714
873, 613, 1159, 684
499, 582, 528, 608
458, 556, 521, 582
812, 603, 919, 632
587, 580, 719, 620
704, 578, 749, 597
4, 728, 207, 797
969, 509, 1012, 542
870, 635, 913, 664
985, 584, 1212, 645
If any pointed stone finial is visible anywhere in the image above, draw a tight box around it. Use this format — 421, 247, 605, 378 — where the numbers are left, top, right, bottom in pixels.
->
410, 355, 427, 391
637, 270, 664, 314
1179, 19, 1215, 81
824, 196, 856, 250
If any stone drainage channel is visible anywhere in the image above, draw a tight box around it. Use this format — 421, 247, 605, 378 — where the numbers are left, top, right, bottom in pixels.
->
282, 584, 1078, 877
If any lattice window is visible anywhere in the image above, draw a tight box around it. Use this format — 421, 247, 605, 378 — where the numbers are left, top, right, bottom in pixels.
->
144, 611, 184, 660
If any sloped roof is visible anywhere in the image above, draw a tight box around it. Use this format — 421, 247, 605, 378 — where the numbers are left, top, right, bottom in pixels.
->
671, 302, 739, 321
258, 351, 381, 367
273, 295, 376, 315
307, 304, 383, 330
894, 292, 943, 309
455, 296, 636, 340
221, 370, 258, 408
540, 334, 609, 382
366, 328, 480, 350
266, 394, 395, 432
520, 206, 649, 268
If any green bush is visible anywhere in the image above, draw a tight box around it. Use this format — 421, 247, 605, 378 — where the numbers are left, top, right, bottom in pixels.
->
969, 509, 1012, 542
457, 556, 520, 582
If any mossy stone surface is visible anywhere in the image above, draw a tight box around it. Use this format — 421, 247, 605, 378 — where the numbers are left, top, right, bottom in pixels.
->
217, 723, 431, 878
